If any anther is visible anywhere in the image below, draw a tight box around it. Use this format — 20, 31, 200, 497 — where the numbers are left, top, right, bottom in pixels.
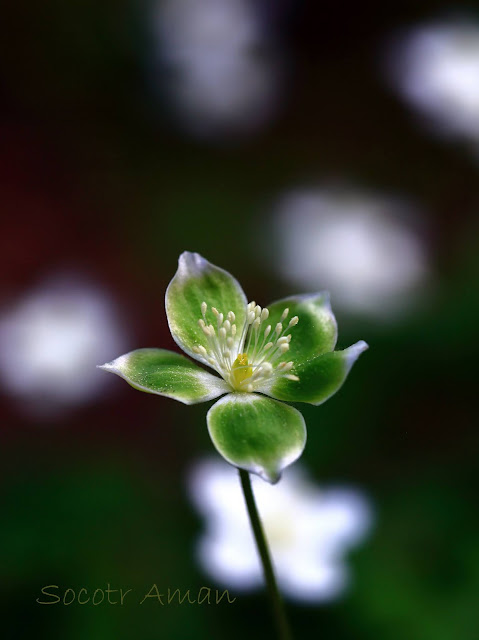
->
288, 316, 299, 327
281, 308, 289, 321
201, 301, 207, 316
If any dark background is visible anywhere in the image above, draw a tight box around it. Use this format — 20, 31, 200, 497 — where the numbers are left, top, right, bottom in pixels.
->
1, 1, 478, 639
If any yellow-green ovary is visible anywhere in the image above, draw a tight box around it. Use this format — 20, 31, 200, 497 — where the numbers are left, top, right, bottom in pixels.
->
231, 353, 252, 389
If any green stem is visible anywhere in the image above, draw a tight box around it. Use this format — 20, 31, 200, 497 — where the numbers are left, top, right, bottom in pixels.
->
239, 469, 293, 640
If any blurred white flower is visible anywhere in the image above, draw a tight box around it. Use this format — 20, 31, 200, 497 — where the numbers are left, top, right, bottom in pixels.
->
189, 459, 373, 603
271, 186, 430, 318
387, 18, 479, 142
153, 0, 281, 138
0, 275, 128, 416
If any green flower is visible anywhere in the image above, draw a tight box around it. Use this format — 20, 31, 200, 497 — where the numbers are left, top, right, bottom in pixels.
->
99, 252, 368, 483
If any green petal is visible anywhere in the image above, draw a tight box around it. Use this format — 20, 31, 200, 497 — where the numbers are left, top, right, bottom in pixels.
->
99, 348, 230, 405
166, 252, 247, 368
259, 340, 368, 405
265, 292, 338, 365
207, 393, 306, 484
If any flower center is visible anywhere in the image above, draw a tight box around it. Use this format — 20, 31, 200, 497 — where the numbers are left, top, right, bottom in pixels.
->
193, 300, 300, 392
231, 353, 253, 387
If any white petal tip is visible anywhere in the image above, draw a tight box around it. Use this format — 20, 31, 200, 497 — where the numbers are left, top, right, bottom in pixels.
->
97, 362, 113, 371
345, 341, 369, 370
178, 251, 206, 269
250, 464, 282, 485
355, 340, 369, 353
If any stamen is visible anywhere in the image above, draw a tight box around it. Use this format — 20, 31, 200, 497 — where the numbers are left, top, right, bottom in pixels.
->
193, 301, 300, 392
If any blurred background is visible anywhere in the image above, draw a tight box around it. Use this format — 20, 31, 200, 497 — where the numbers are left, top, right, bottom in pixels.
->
1, 0, 478, 638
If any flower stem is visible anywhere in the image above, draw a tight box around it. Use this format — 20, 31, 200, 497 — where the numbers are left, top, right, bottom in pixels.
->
238, 469, 293, 640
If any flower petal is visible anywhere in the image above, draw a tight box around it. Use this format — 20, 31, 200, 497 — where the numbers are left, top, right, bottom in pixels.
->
266, 292, 338, 364
99, 348, 230, 405
166, 252, 248, 367
260, 341, 368, 405
207, 393, 306, 484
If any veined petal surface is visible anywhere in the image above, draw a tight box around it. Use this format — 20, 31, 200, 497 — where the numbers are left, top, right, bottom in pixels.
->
259, 341, 368, 405
207, 393, 306, 484
166, 252, 247, 368
266, 293, 338, 364
99, 348, 230, 405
